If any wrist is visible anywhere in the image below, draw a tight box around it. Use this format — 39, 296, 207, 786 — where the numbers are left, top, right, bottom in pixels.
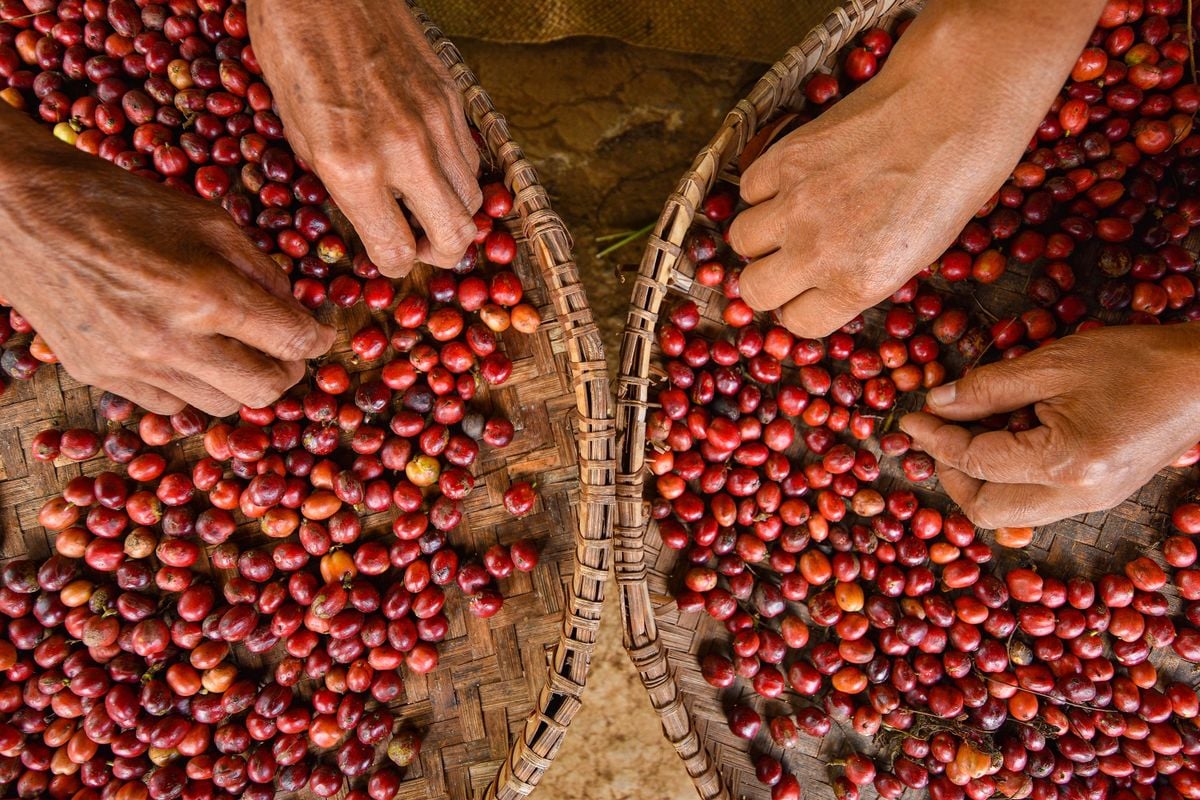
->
0, 104, 35, 192
0, 107, 82, 289
877, 0, 1105, 150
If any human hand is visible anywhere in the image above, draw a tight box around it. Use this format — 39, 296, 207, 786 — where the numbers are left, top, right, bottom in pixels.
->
899, 324, 1200, 529
728, 73, 989, 337
0, 111, 335, 416
248, 0, 481, 277
728, 0, 1105, 337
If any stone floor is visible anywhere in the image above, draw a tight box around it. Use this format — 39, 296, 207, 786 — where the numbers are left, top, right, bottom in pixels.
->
452, 36, 766, 800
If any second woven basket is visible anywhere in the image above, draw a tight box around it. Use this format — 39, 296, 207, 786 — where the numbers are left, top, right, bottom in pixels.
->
615, 1, 1197, 798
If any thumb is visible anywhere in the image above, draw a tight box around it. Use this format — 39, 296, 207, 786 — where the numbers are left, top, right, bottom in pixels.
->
925, 359, 1052, 422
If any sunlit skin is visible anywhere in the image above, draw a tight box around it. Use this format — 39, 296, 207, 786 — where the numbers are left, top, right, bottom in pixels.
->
0, 0, 478, 416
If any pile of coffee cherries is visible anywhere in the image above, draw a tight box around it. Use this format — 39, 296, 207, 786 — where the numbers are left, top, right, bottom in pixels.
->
0, 0, 541, 381
647, 2, 1200, 799
0, 1, 548, 799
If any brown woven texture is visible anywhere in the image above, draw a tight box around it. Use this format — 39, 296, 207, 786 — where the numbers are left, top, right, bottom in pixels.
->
421, 0, 842, 63
0, 3, 615, 799
614, 1, 1199, 799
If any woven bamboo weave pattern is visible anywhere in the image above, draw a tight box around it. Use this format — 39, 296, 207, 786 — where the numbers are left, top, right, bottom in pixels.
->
0, 4, 615, 799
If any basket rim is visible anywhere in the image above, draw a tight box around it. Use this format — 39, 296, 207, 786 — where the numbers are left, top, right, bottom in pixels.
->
612, 1, 921, 798
393, 5, 621, 799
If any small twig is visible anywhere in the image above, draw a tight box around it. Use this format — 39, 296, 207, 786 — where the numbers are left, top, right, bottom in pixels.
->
596, 222, 655, 259
1189, 0, 1198, 88
976, 672, 1118, 715
595, 228, 647, 243
971, 295, 1000, 324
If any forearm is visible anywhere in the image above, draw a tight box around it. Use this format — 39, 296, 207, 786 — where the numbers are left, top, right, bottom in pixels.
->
0, 102, 51, 289
0, 100, 70, 205
876, 0, 1107, 170
0, 101, 40, 191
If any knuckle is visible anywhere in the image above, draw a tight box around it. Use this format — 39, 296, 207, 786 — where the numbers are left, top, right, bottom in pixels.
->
855, 266, 897, 303
740, 159, 776, 201
155, 397, 188, 416
275, 324, 322, 362
137, 390, 185, 416
465, 185, 484, 213
210, 398, 242, 418
421, 248, 460, 270
966, 503, 1001, 531
828, 272, 867, 308
359, 214, 408, 249
126, 337, 164, 364
425, 225, 469, 257
369, 241, 415, 274
727, 219, 750, 256
240, 381, 286, 411
767, 207, 791, 246
957, 449, 988, 480
391, 127, 437, 162
1073, 456, 1121, 490
444, 219, 476, 252
960, 371, 998, 406
319, 154, 378, 189
739, 271, 772, 312
178, 281, 228, 331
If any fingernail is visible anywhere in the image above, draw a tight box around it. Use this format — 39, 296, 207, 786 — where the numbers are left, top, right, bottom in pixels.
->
928, 382, 957, 408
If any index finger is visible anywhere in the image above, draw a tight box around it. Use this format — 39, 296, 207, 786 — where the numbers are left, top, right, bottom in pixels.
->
400, 157, 478, 268
740, 144, 784, 205
214, 267, 335, 362
737, 251, 811, 314
900, 412, 1060, 485
331, 181, 420, 278
777, 287, 863, 340
205, 221, 294, 302
937, 465, 1085, 529
438, 114, 483, 210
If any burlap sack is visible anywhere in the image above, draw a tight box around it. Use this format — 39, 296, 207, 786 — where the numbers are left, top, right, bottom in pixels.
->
422, 0, 841, 62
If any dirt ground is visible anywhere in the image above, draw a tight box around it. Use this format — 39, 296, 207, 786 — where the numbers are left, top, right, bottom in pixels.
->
452, 36, 766, 800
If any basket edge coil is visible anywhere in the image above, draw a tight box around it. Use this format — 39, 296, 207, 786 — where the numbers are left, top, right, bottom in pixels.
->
410, 5, 617, 798
612, 2, 922, 798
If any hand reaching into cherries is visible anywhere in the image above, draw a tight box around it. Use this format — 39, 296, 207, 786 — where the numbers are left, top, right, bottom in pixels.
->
900, 324, 1200, 529
730, 0, 1107, 338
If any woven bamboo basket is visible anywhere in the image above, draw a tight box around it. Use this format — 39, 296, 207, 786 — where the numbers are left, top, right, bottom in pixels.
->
615, 2, 1199, 799
0, 3, 614, 799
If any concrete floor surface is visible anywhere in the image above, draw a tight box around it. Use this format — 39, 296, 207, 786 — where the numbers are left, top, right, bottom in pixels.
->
454, 36, 765, 800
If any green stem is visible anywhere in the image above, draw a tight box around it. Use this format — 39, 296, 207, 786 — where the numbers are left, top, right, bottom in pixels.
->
595, 222, 655, 259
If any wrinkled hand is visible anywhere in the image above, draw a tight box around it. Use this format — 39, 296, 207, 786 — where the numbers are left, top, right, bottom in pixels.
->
249, 0, 481, 276
728, 74, 1003, 338
728, 0, 1103, 338
0, 114, 335, 416
899, 324, 1200, 529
